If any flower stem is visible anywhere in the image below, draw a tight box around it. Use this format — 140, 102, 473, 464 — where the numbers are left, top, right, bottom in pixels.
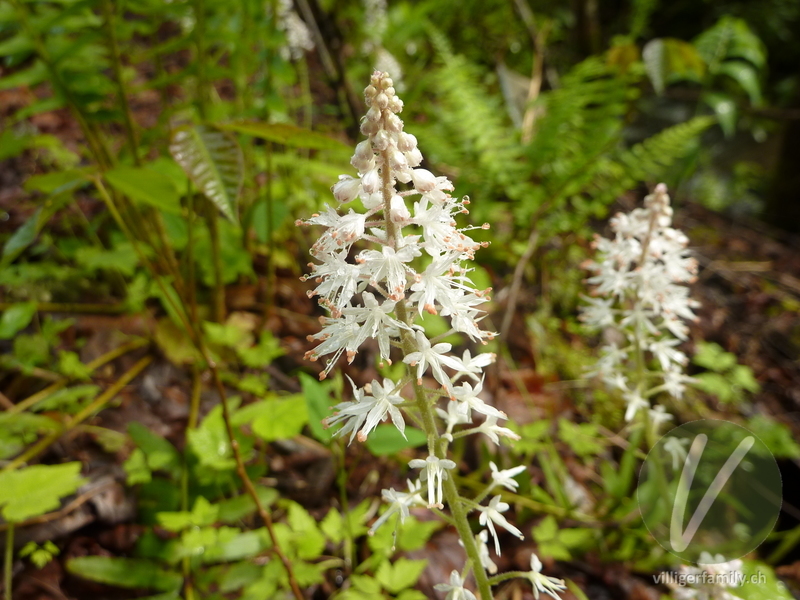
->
379, 150, 493, 600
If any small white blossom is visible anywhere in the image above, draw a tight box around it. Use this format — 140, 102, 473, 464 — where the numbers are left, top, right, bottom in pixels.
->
489, 462, 527, 492
403, 329, 462, 389
477, 415, 521, 444
527, 553, 567, 600
325, 376, 405, 443
408, 454, 456, 509
478, 495, 524, 555
434, 571, 477, 600
368, 479, 425, 534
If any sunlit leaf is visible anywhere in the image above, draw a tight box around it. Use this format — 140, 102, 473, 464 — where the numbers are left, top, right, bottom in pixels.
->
170, 125, 243, 221
0, 302, 37, 339
105, 165, 181, 214
66, 556, 183, 592
0, 463, 86, 522
217, 121, 347, 150
365, 425, 426, 456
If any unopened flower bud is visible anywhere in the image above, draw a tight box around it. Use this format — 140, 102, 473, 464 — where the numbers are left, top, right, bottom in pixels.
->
361, 168, 380, 194
385, 113, 403, 132
389, 149, 408, 171
374, 92, 388, 109
361, 119, 379, 136
366, 104, 382, 122
389, 96, 403, 113
372, 130, 391, 152
411, 168, 437, 192
390, 195, 411, 222
332, 175, 360, 203
397, 132, 417, 152
405, 148, 422, 167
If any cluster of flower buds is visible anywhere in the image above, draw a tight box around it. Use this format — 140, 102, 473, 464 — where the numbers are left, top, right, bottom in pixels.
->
581, 184, 699, 424
301, 71, 559, 598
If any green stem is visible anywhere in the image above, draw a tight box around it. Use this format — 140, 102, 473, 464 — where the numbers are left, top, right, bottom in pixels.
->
192, 0, 209, 119
207, 205, 226, 323
100, 0, 139, 166
4, 523, 12, 600
379, 150, 493, 600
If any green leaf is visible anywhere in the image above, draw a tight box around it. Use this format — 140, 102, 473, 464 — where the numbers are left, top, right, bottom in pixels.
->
694, 16, 766, 71
66, 557, 183, 592
738, 560, 794, 600
693, 341, 738, 371
286, 501, 326, 559
718, 61, 762, 105
702, 92, 737, 138
397, 518, 442, 552
217, 121, 347, 150
75, 243, 139, 277
217, 487, 278, 523
0, 60, 48, 90
558, 419, 605, 457
105, 165, 182, 214
565, 579, 591, 600
532, 515, 559, 543
320, 508, 344, 544
746, 415, 800, 459
376, 558, 427, 594
694, 372, 734, 403
0, 463, 85, 522
0, 130, 31, 161
124, 448, 151, 485
128, 422, 182, 479
300, 372, 334, 443
57, 351, 93, 380
157, 497, 219, 532
188, 405, 236, 471
2, 209, 42, 265
25, 168, 92, 194
643, 38, 705, 94
0, 302, 37, 339
365, 425, 427, 456
170, 125, 243, 221
153, 318, 202, 366
251, 399, 308, 442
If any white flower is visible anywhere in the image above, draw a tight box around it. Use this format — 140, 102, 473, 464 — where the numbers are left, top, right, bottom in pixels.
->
581, 184, 699, 424
623, 390, 649, 422
477, 415, 520, 444
325, 376, 405, 443
436, 400, 471, 441
489, 462, 527, 492
408, 454, 456, 509
368, 479, 425, 534
478, 495, 524, 555
451, 378, 506, 420
434, 571, 476, 600
450, 349, 496, 382
403, 329, 462, 389
342, 292, 409, 362
527, 553, 567, 600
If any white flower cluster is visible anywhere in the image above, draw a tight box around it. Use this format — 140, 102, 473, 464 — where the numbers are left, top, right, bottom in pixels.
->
301, 72, 548, 595
581, 184, 699, 424
276, 0, 315, 61
667, 554, 744, 600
